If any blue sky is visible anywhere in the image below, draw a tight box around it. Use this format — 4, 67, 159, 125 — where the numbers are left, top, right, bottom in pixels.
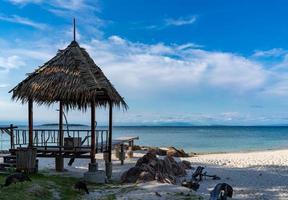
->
1, 0, 288, 125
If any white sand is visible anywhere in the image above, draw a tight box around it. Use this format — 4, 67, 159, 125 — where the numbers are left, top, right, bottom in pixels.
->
183, 149, 288, 200
3, 149, 288, 199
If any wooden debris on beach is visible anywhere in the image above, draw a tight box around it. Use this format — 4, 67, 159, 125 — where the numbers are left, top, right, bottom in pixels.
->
121, 152, 189, 184
191, 166, 221, 181
192, 166, 205, 181
181, 166, 204, 191
203, 172, 221, 180
181, 166, 221, 191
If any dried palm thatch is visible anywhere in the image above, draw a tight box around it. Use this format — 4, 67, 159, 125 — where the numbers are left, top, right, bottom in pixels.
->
9, 41, 128, 110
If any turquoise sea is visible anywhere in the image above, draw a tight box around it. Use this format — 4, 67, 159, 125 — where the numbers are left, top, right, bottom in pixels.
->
112, 126, 288, 153
1, 125, 288, 153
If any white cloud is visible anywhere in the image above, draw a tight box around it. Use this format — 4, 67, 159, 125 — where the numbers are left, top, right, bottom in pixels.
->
176, 43, 203, 50
6, 0, 104, 39
0, 14, 47, 30
83, 36, 267, 96
8, 0, 42, 4
165, 16, 197, 26
8, 0, 94, 11
2, 34, 288, 124
198, 52, 266, 91
253, 48, 287, 57
146, 16, 197, 30
0, 84, 9, 88
51, 0, 94, 11
0, 55, 25, 72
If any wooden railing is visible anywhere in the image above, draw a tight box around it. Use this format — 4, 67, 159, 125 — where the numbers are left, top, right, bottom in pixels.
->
0, 124, 17, 150
13, 129, 109, 153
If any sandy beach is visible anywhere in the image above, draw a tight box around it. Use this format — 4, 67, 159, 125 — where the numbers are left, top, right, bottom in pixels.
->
185, 149, 288, 200
19, 149, 285, 199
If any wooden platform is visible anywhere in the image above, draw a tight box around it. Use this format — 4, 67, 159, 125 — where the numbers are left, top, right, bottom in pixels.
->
1, 125, 139, 170
9, 136, 139, 159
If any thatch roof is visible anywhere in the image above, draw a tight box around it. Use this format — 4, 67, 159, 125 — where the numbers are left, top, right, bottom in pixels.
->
10, 41, 127, 110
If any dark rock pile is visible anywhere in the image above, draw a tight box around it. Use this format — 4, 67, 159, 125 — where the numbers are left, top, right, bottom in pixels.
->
121, 152, 191, 184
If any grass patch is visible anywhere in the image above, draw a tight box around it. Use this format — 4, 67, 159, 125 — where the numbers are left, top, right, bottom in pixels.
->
174, 192, 204, 200
0, 173, 88, 200
0, 173, 204, 200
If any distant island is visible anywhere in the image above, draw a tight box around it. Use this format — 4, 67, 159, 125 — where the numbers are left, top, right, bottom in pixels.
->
39, 123, 88, 127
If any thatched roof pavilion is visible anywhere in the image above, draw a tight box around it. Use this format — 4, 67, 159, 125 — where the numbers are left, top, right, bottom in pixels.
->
10, 40, 127, 110
9, 20, 127, 172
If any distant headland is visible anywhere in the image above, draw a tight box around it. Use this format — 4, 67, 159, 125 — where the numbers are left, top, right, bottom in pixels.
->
38, 123, 88, 127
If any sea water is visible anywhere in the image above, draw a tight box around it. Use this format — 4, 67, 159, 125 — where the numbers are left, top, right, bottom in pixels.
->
1, 125, 288, 153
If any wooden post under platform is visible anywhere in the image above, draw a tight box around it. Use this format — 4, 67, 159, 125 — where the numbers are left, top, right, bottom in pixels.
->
56, 101, 64, 172
90, 100, 96, 164
108, 101, 113, 162
105, 101, 113, 179
28, 99, 33, 147
10, 124, 14, 149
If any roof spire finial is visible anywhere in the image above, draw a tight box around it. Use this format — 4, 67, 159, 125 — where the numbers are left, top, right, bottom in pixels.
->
73, 18, 76, 41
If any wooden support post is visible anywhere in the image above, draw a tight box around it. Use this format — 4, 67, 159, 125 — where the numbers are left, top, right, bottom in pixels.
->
108, 101, 113, 163
59, 101, 63, 147
120, 144, 124, 165
55, 155, 64, 172
28, 99, 33, 147
10, 124, 14, 149
90, 100, 96, 164
56, 101, 64, 172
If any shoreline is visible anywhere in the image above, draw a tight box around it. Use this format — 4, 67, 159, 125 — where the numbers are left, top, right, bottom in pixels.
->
193, 146, 288, 155
155, 145, 288, 156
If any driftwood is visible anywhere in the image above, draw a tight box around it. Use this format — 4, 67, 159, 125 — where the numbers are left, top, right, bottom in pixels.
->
210, 183, 233, 200
192, 166, 205, 181
203, 172, 221, 180
181, 166, 204, 191
192, 166, 221, 181
182, 166, 221, 191
121, 152, 189, 184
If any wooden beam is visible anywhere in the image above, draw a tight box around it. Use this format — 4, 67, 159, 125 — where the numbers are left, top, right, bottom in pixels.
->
90, 100, 96, 163
28, 99, 33, 147
108, 101, 113, 162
